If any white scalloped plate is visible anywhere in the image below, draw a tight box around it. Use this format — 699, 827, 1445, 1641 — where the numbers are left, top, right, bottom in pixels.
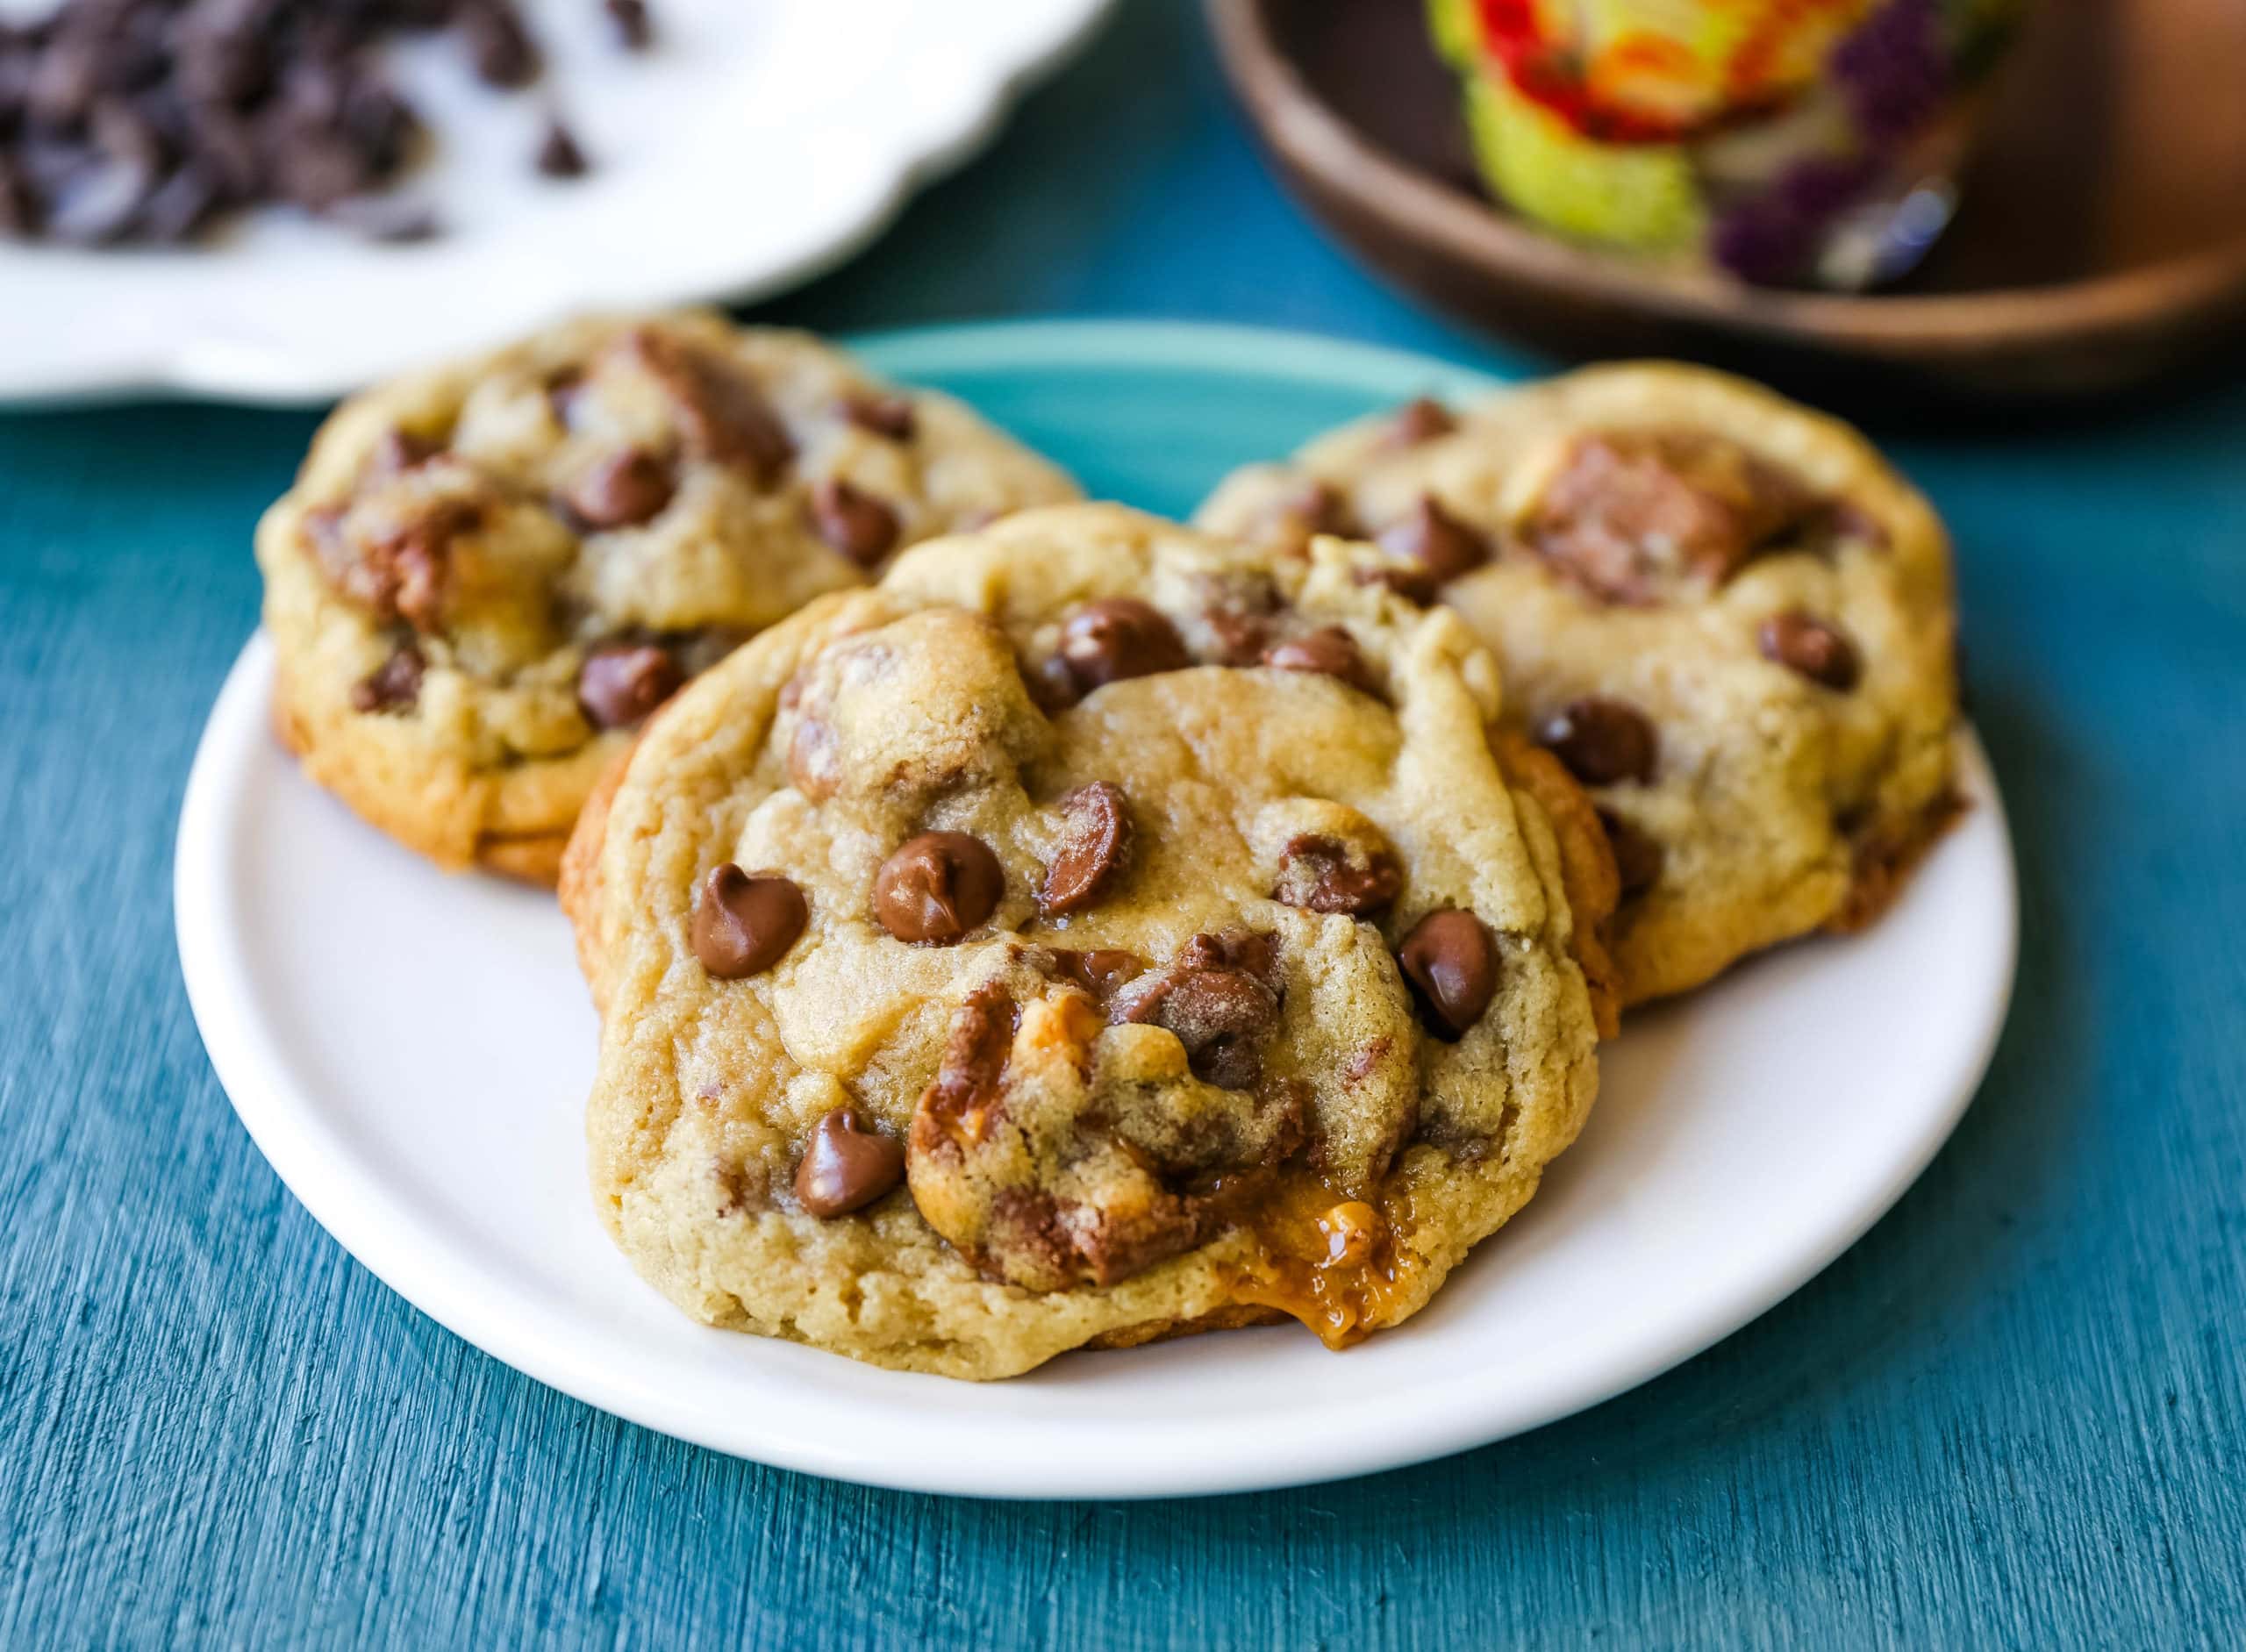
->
175, 323, 2017, 1498
0, 0, 1110, 403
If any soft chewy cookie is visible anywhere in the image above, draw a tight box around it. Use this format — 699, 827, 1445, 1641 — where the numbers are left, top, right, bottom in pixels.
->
256, 311, 1078, 883
1198, 364, 1960, 1005
560, 504, 1608, 1379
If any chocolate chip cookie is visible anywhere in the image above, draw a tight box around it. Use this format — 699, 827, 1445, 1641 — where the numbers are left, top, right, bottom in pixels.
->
256, 311, 1079, 883
1198, 363, 1961, 1005
560, 504, 1608, 1379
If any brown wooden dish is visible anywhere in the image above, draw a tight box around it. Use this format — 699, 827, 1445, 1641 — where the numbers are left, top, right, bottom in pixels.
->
1205, 0, 2246, 407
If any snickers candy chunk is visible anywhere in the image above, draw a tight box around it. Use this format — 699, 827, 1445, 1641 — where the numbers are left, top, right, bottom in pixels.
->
566, 504, 1603, 1379
255, 311, 1076, 883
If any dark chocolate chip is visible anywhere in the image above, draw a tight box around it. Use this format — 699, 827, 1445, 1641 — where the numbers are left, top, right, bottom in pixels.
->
691, 862, 808, 978
577, 643, 683, 729
1377, 495, 1490, 583
1038, 782, 1131, 917
534, 117, 588, 179
461, 3, 539, 88
873, 832, 1003, 945
604, 0, 655, 51
562, 447, 674, 529
794, 1108, 904, 1218
808, 477, 900, 569
1758, 611, 1862, 690
1274, 834, 1402, 915
1597, 809, 1664, 899
1534, 697, 1657, 786
1398, 909, 1497, 1038
349, 642, 425, 714
840, 392, 916, 440
1260, 627, 1376, 695
1386, 396, 1456, 447
1057, 597, 1189, 693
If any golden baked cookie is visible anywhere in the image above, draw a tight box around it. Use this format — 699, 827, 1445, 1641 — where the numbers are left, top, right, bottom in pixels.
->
256, 311, 1078, 883
1198, 364, 1961, 1005
561, 504, 1607, 1379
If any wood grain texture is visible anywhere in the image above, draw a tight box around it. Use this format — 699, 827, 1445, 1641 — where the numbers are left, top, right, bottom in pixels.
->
3, 4, 2243, 1646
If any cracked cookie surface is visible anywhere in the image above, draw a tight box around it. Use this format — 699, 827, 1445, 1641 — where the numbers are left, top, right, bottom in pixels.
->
1198, 363, 1961, 1005
561, 504, 1606, 1379
256, 310, 1078, 882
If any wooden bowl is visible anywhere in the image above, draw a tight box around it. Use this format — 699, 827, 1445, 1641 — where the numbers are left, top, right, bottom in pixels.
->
1205, 0, 2246, 408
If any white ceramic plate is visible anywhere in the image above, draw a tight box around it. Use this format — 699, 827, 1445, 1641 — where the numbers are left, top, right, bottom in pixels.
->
0, 0, 1109, 404
175, 324, 2017, 1498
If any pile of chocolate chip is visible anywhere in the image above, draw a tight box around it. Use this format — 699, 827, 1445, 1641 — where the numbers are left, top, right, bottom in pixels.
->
0, 0, 654, 245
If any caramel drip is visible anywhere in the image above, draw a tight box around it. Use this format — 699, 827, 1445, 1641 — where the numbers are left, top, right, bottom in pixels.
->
1226, 1176, 1422, 1349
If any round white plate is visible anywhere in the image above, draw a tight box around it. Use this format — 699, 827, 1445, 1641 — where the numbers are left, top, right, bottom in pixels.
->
0, 0, 1109, 404
175, 324, 2017, 1498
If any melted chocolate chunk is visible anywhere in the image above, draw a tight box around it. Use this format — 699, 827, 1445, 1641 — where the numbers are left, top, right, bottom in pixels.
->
691, 862, 808, 978
873, 832, 1004, 945
1112, 931, 1283, 1091
1037, 783, 1132, 917
626, 328, 793, 483
1273, 834, 1402, 916
1534, 697, 1657, 787
794, 1109, 904, 1218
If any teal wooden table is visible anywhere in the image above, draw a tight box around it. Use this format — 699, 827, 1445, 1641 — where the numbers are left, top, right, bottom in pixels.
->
4, 3, 2242, 1644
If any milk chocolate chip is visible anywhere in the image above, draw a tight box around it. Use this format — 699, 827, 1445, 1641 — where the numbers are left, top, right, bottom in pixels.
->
1398, 909, 1497, 1037
1274, 834, 1402, 915
1261, 627, 1375, 695
1057, 597, 1190, 693
577, 643, 683, 729
1112, 931, 1282, 1091
1377, 495, 1490, 583
1759, 611, 1861, 690
840, 392, 916, 440
808, 477, 900, 569
874, 832, 1004, 944
349, 642, 424, 714
1534, 697, 1657, 786
691, 863, 808, 978
562, 447, 674, 529
794, 1109, 905, 1218
1385, 397, 1456, 447
1038, 783, 1132, 917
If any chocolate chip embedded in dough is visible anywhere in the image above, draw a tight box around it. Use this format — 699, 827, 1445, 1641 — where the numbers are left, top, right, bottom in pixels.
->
840, 392, 917, 440
1758, 611, 1862, 690
1534, 697, 1657, 787
1037, 783, 1132, 917
1376, 495, 1490, 583
691, 863, 809, 978
1597, 810, 1664, 898
873, 832, 1004, 945
562, 447, 674, 529
808, 477, 900, 569
1384, 397, 1456, 447
1398, 909, 1498, 1038
349, 642, 425, 714
1056, 597, 1190, 693
1260, 627, 1375, 695
577, 643, 683, 729
794, 1109, 904, 1218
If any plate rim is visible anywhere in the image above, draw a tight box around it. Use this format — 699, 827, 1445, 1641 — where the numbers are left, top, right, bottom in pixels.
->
175, 318, 2021, 1498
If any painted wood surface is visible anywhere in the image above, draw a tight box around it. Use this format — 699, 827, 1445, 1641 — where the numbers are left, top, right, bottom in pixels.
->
2, 4, 2242, 1645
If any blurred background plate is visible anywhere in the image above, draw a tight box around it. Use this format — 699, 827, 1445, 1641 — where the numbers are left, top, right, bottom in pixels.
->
0, 0, 1112, 404
1206, 0, 2246, 407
